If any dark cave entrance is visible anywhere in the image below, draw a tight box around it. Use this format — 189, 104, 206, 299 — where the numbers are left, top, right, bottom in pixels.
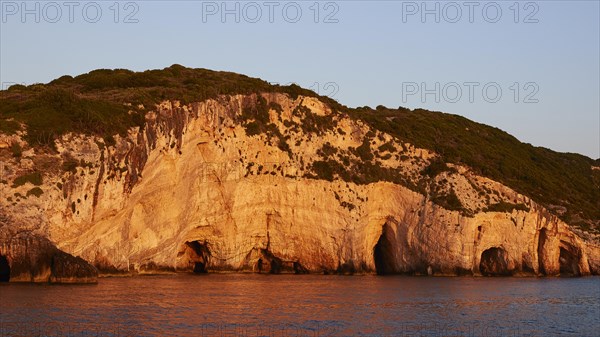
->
185, 241, 211, 274
293, 261, 308, 274
479, 247, 512, 276
0, 255, 9, 282
374, 223, 397, 275
256, 249, 283, 274
193, 262, 207, 273
559, 246, 580, 277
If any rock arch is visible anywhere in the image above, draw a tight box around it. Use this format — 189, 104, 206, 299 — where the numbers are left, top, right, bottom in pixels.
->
537, 228, 587, 276
238, 247, 284, 274
177, 241, 211, 273
256, 249, 283, 274
479, 247, 513, 276
373, 223, 398, 275
0, 255, 9, 282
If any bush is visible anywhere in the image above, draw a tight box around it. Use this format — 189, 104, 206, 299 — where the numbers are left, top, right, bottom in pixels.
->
11, 142, 22, 157
268, 102, 283, 113
244, 122, 261, 136
297, 105, 335, 135
26, 187, 44, 198
431, 190, 463, 212
12, 172, 43, 187
312, 161, 334, 181
240, 96, 270, 124
422, 159, 451, 177
356, 138, 373, 161
0, 120, 20, 134
317, 142, 337, 158
62, 154, 79, 173
378, 142, 396, 153
484, 202, 530, 213
277, 137, 291, 154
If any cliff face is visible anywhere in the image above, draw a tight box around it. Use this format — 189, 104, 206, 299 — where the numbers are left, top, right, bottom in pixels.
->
1, 93, 598, 281
0, 232, 97, 283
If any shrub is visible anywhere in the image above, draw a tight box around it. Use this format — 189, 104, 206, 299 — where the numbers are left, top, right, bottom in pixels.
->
340, 201, 356, 211
484, 202, 530, 213
240, 96, 270, 124
297, 106, 335, 135
277, 137, 291, 154
378, 142, 396, 153
11, 142, 22, 157
62, 154, 79, 172
268, 102, 283, 113
0, 120, 20, 134
317, 142, 338, 158
312, 161, 334, 181
356, 138, 373, 161
26, 187, 44, 198
431, 190, 463, 212
12, 172, 43, 187
244, 122, 261, 136
422, 158, 451, 177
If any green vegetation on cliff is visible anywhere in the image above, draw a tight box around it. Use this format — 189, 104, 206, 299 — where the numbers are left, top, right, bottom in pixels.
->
1, 65, 598, 230
0, 64, 326, 148
350, 106, 600, 226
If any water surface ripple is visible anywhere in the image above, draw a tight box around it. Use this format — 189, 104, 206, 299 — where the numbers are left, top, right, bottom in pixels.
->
1, 275, 599, 336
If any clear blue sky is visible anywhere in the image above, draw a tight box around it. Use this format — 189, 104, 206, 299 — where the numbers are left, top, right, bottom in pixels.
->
1, 0, 598, 158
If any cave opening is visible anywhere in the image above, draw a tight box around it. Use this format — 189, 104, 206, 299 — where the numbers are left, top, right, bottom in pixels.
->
293, 261, 308, 274
0, 255, 9, 282
193, 262, 206, 273
185, 241, 210, 274
373, 223, 397, 275
559, 246, 580, 277
479, 247, 512, 276
257, 249, 283, 274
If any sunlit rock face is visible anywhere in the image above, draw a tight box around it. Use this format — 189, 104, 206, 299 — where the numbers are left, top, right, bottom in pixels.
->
0, 93, 598, 280
0, 232, 97, 283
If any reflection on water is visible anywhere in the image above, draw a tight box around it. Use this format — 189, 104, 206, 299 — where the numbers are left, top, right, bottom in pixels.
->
1, 275, 599, 336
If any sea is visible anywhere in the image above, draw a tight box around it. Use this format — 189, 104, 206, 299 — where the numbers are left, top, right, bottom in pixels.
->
1, 274, 599, 336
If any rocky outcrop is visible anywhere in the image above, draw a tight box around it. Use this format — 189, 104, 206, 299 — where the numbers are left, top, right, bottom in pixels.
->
0, 231, 97, 283
0, 93, 598, 279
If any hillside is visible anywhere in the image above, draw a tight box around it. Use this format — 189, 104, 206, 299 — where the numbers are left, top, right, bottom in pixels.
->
2, 66, 600, 280
1, 65, 598, 233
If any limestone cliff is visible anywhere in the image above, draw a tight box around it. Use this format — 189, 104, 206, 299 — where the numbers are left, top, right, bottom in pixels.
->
1, 90, 598, 281
0, 230, 97, 283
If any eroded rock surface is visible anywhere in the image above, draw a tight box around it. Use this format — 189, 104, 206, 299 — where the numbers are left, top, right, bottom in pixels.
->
0, 231, 97, 283
0, 93, 598, 279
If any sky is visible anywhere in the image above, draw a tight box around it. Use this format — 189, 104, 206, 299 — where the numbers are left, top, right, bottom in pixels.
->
1, 0, 598, 158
